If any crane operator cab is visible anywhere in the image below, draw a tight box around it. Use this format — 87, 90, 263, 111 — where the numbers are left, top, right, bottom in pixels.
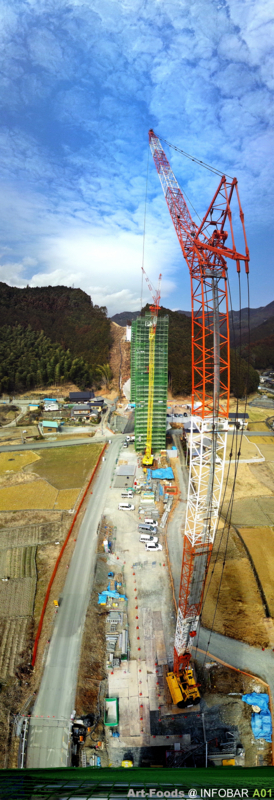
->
166, 667, 200, 708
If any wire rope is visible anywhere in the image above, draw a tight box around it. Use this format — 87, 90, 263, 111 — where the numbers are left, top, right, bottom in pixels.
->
156, 134, 234, 180
140, 145, 150, 313
193, 265, 254, 666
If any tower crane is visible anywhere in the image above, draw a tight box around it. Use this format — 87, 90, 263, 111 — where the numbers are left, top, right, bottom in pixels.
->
141, 267, 162, 467
148, 129, 249, 706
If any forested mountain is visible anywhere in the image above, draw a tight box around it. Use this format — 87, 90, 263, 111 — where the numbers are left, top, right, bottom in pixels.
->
0, 283, 111, 367
145, 305, 259, 397
0, 325, 94, 394
112, 300, 274, 351
241, 316, 274, 370
0, 283, 259, 397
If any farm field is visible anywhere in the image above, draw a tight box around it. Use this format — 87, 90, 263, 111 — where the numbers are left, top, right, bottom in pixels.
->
53, 488, 80, 510
0, 479, 58, 510
0, 451, 40, 475
239, 527, 274, 617
30, 443, 103, 489
202, 527, 269, 646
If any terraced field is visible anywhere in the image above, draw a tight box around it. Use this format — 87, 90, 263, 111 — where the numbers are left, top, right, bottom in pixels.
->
0, 522, 63, 550
0, 545, 36, 580
0, 616, 30, 678
0, 577, 36, 617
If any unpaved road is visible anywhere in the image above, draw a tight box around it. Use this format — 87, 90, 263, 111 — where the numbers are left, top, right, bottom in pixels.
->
27, 434, 123, 768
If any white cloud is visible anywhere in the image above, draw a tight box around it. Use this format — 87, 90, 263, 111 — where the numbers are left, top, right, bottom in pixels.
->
0, 0, 272, 315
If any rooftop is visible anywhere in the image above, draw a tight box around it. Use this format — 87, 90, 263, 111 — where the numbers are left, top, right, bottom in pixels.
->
116, 464, 135, 476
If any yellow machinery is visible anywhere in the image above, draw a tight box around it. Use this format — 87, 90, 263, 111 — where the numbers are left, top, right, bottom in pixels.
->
166, 667, 200, 709
141, 269, 161, 468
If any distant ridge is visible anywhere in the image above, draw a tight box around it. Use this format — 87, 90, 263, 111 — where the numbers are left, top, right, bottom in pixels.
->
110, 310, 141, 326
111, 301, 274, 337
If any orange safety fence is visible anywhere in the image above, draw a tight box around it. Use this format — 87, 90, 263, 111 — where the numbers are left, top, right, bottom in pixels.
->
31, 442, 107, 667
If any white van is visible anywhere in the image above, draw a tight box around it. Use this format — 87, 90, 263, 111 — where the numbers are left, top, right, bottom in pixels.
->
146, 542, 163, 551
144, 518, 158, 527
121, 491, 133, 499
118, 503, 134, 511
139, 522, 157, 533
139, 534, 158, 543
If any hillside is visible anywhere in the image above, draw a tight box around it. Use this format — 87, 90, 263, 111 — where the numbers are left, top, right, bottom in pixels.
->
241, 315, 274, 369
112, 301, 274, 346
0, 324, 93, 394
143, 305, 259, 397
0, 283, 111, 369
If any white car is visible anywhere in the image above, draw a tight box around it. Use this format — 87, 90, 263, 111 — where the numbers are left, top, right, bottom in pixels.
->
118, 503, 135, 511
145, 542, 163, 551
144, 518, 158, 527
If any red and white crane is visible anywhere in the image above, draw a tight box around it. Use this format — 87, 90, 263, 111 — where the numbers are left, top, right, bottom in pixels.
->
148, 129, 249, 702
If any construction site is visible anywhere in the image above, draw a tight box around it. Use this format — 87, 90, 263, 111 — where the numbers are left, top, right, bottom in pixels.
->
1, 130, 273, 782
71, 131, 273, 770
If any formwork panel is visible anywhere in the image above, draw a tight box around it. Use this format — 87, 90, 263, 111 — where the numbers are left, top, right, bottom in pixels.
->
131, 314, 169, 452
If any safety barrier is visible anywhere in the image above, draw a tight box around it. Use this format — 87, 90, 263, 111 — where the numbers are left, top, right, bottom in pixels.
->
31, 443, 107, 667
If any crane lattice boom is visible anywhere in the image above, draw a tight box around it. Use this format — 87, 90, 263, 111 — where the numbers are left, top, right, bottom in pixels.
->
149, 129, 249, 678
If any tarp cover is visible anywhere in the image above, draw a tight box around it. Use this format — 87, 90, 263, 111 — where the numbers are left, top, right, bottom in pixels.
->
242, 693, 272, 743
151, 467, 174, 479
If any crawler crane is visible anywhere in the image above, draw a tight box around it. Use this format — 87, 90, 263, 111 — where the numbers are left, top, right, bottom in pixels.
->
148, 129, 249, 706
142, 268, 162, 467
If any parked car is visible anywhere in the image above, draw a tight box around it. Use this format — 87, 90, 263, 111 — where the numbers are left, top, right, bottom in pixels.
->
144, 518, 158, 526
118, 503, 135, 511
123, 441, 128, 448
145, 542, 163, 551
140, 534, 158, 543
139, 523, 158, 533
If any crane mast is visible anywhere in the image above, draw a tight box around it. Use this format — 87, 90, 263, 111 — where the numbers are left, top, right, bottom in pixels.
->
148, 130, 249, 692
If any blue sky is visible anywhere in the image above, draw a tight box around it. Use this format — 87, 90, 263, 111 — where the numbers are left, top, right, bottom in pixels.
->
0, 0, 273, 316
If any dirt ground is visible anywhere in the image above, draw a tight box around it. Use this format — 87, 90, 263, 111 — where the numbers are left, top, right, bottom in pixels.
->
201, 527, 270, 646
109, 322, 131, 393
239, 527, 274, 617
202, 665, 272, 767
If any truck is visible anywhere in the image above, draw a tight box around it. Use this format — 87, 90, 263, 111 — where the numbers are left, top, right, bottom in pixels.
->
104, 697, 119, 727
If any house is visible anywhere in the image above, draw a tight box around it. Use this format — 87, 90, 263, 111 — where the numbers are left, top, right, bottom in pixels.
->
69, 391, 94, 403
71, 404, 92, 419
43, 397, 58, 404
41, 420, 60, 432
89, 399, 106, 411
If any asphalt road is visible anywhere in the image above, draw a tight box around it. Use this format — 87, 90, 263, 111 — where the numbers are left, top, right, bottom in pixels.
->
27, 434, 123, 768
0, 436, 110, 452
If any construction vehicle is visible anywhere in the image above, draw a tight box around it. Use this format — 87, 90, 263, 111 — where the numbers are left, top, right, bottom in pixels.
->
149, 129, 249, 705
141, 268, 161, 466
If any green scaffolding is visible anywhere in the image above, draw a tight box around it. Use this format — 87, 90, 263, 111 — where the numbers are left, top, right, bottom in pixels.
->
130, 314, 169, 453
